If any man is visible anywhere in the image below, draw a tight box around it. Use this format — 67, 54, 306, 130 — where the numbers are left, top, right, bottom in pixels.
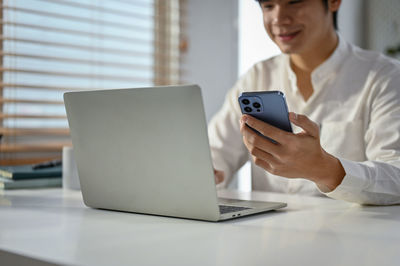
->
209, 0, 400, 205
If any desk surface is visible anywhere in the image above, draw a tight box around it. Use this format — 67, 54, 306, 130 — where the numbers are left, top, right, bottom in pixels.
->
0, 189, 399, 266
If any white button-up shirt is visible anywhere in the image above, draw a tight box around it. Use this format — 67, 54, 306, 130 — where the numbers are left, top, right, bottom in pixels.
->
208, 36, 400, 205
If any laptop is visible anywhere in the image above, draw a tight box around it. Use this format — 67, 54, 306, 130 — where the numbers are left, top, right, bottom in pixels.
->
64, 84, 286, 221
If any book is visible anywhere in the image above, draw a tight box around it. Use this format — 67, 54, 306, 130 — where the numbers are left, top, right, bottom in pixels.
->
0, 177, 62, 190
0, 165, 62, 180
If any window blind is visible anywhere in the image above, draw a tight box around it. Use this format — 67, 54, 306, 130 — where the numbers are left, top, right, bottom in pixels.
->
0, 0, 186, 165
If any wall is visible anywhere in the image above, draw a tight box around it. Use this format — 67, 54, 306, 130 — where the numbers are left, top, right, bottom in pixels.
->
365, 0, 400, 55
337, 0, 366, 47
183, 0, 238, 122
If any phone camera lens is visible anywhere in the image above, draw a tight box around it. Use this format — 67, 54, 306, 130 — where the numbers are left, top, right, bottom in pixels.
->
253, 102, 261, 108
241, 99, 250, 105
244, 107, 252, 113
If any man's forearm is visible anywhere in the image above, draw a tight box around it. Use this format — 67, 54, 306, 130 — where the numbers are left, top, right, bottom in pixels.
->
323, 159, 400, 205
313, 151, 346, 193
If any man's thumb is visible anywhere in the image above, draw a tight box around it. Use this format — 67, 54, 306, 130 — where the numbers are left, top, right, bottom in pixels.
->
289, 112, 319, 138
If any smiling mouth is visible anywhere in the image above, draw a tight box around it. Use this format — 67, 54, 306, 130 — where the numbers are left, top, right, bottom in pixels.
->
276, 30, 301, 42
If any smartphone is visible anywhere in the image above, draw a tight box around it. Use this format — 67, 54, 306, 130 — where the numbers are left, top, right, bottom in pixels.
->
238, 91, 292, 141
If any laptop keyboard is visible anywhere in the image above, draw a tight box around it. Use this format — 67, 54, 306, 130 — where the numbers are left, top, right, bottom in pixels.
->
219, 205, 251, 214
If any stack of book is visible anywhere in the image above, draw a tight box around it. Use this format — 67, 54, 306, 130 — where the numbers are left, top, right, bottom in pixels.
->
0, 162, 62, 190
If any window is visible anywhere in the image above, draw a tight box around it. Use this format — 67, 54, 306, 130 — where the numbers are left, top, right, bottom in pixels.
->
0, 0, 186, 165
238, 0, 280, 76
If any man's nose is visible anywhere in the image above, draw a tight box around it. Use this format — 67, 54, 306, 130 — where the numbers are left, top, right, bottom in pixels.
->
272, 6, 291, 25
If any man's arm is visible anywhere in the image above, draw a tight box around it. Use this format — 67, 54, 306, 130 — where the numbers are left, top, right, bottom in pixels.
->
325, 66, 400, 205
240, 89, 400, 206
326, 159, 400, 205
240, 113, 346, 192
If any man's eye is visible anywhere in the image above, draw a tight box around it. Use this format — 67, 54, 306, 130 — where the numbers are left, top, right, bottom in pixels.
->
262, 4, 274, 10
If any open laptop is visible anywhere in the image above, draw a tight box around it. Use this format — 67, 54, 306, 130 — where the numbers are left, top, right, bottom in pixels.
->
64, 84, 286, 221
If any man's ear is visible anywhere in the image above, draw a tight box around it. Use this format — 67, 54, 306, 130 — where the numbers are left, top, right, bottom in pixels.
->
328, 0, 341, 12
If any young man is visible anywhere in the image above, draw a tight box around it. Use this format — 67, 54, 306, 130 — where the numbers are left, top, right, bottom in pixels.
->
209, 0, 400, 205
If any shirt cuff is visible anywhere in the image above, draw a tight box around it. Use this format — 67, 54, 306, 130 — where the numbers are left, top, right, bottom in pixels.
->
322, 157, 369, 200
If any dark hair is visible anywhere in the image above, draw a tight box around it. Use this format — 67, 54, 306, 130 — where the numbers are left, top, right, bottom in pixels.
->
255, 0, 338, 30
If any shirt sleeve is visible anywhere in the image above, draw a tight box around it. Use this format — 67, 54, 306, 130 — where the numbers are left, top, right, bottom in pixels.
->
207, 69, 258, 187
325, 65, 400, 205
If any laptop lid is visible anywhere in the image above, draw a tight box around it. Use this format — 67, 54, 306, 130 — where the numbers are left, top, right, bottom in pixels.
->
64, 85, 221, 221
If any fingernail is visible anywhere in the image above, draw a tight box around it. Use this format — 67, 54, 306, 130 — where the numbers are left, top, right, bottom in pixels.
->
291, 112, 297, 120
242, 116, 248, 123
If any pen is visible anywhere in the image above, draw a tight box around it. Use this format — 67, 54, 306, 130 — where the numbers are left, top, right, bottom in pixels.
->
32, 159, 62, 170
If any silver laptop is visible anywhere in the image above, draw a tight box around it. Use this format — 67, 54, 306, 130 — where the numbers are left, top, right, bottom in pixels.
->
64, 84, 286, 221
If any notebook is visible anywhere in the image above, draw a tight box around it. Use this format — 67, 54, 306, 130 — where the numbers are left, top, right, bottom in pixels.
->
0, 177, 61, 190
63, 84, 286, 221
0, 165, 62, 180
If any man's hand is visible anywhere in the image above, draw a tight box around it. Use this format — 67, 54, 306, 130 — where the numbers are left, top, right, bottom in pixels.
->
240, 112, 345, 192
214, 169, 224, 185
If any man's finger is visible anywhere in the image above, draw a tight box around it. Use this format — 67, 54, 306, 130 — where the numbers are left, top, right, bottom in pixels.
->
245, 144, 280, 166
240, 120, 280, 155
289, 112, 319, 138
241, 115, 289, 144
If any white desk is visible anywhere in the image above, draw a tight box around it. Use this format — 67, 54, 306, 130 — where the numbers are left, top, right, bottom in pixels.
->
0, 189, 399, 266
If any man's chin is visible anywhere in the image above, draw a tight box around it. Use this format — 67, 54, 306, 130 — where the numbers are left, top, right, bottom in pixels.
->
276, 43, 302, 54
278, 46, 296, 54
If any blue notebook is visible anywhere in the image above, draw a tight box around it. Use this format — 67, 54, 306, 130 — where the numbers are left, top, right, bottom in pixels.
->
0, 177, 62, 189
0, 165, 62, 180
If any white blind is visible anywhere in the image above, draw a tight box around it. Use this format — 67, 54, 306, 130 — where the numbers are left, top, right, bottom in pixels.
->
0, 0, 186, 165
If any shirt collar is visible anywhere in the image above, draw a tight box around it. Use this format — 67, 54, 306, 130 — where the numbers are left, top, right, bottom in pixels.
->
284, 33, 349, 93
311, 33, 348, 82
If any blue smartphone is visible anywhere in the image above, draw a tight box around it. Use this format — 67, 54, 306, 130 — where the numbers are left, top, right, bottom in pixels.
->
238, 91, 292, 140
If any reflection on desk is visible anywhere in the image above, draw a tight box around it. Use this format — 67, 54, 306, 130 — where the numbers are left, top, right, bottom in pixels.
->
0, 189, 399, 266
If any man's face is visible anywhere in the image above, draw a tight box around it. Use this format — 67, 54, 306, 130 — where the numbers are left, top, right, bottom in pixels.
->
260, 0, 334, 55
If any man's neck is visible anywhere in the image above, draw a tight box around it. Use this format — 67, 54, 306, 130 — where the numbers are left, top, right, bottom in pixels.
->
288, 31, 338, 101
290, 32, 339, 74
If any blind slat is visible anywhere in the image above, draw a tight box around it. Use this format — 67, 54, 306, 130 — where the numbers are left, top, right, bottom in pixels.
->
114, 0, 183, 12
0, 98, 64, 105
0, 114, 67, 119
0, 142, 71, 152
1, 36, 181, 60
0, 127, 70, 136
1, 68, 152, 83
2, 4, 184, 32
38, 0, 155, 21
2, 5, 153, 33
0, 52, 180, 72
1, 21, 154, 46
37, 0, 182, 23
0, 83, 90, 91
